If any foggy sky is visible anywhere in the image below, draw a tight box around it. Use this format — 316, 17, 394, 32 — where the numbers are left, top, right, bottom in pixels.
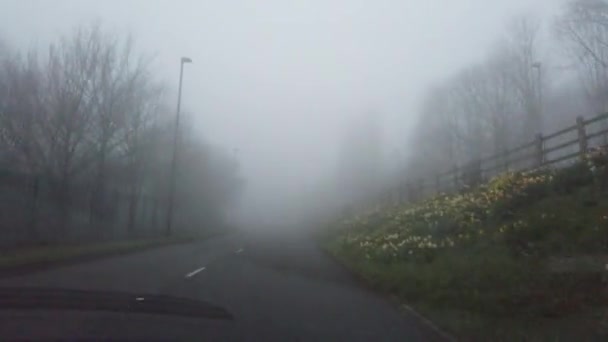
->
0, 0, 564, 226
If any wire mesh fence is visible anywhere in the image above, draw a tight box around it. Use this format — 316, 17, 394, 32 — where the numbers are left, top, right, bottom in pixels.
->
0, 169, 163, 249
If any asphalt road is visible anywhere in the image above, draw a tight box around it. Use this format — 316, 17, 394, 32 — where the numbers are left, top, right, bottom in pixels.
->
0, 230, 448, 341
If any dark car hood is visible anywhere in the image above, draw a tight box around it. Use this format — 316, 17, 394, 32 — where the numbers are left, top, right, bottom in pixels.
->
0, 287, 233, 320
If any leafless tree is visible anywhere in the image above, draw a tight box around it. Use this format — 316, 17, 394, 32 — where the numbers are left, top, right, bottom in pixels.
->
557, 0, 608, 120
119, 82, 166, 235
451, 66, 493, 161
405, 17, 543, 186
84, 25, 153, 225
0, 25, 243, 245
408, 85, 459, 176
505, 16, 543, 141
483, 48, 521, 156
0, 52, 44, 172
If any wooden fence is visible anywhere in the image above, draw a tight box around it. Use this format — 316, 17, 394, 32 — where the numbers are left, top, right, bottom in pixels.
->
397, 113, 608, 203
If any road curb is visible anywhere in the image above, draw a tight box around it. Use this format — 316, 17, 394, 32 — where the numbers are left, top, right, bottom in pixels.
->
316, 245, 457, 342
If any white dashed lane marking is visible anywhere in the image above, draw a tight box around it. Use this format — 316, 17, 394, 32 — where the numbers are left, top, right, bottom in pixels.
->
185, 266, 206, 278
185, 248, 244, 278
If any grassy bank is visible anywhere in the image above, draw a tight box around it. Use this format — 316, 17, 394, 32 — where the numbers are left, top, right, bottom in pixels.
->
321, 152, 608, 341
0, 233, 219, 272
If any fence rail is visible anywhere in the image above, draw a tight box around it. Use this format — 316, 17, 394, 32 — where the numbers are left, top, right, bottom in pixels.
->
400, 113, 608, 203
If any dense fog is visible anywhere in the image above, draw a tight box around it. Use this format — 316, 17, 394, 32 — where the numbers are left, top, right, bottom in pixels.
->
0, 0, 580, 240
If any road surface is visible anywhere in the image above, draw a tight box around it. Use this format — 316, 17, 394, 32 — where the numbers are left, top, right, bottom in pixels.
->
0, 229, 447, 341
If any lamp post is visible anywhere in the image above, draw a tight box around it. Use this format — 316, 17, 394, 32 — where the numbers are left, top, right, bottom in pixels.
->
532, 61, 543, 132
166, 57, 192, 237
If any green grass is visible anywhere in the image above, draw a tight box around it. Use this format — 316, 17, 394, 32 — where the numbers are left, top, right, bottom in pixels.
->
411, 304, 607, 342
326, 239, 608, 341
321, 162, 608, 341
0, 233, 214, 270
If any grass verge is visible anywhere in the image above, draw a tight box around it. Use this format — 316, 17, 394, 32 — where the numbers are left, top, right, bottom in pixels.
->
0, 232, 220, 274
320, 159, 608, 341
323, 239, 608, 341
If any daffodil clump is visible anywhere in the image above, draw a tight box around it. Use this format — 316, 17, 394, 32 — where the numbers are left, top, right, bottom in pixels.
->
324, 154, 608, 339
333, 148, 608, 264
586, 146, 608, 175
336, 170, 555, 263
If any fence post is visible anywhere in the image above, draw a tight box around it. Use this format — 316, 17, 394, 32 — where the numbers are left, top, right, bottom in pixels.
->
141, 196, 148, 232
535, 133, 545, 168
435, 175, 441, 194
395, 187, 401, 205
474, 159, 482, 185
452, 165, 459, 191
113, 190, 121, 234
152, 198, 158, 233
404, 182, 410, 202
88, 190, 95, 225
503, 149, 510, 172
577, 116, 588, 161
27, 177, 40, 242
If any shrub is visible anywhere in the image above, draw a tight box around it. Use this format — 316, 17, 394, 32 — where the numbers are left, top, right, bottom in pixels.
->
551, 161, 593, 194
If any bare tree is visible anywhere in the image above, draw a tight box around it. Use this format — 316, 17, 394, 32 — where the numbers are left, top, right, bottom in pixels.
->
2, 26, 119, 235
84, 25, 152, 225
0, 25, 243, 245
557, 0, 608, 119
404, 17, 543, 185
0, 52, 45, 172
506, 16, 543, 141
483, 48, 521, 157
451, 66, 493, 161
119, 82, 165, 236
408, 85, 459, 176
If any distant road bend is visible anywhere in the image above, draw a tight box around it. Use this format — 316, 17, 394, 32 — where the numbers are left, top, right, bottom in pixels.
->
0, 230, 448, 341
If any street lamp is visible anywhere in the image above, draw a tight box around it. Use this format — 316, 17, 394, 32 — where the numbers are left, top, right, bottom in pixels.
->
532, 61, 543, 132
166, 56, 192, 237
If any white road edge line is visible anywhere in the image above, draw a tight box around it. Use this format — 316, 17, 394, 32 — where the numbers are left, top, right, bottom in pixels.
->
185, 266, 206, 278
401, 304, 456, 342
235, 248, 244, 254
